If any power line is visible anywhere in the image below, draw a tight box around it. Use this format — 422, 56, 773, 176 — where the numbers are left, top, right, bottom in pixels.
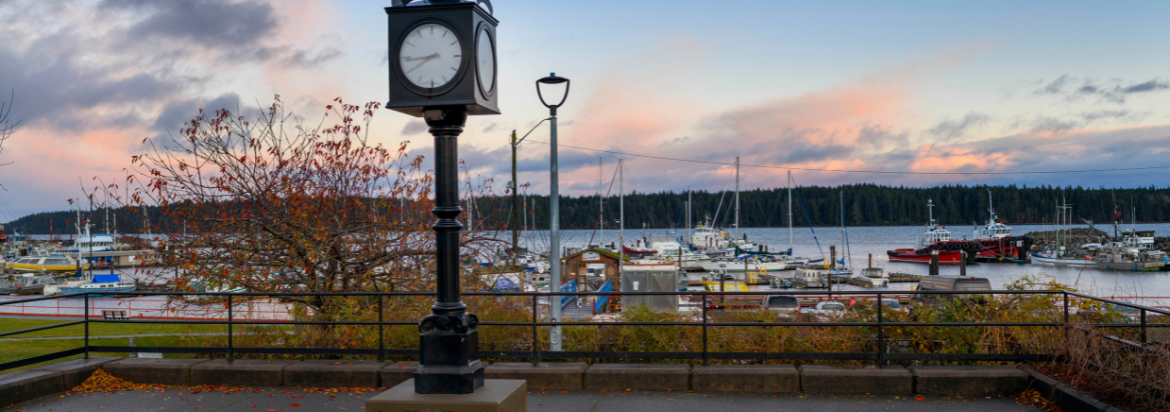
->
523, 139, 1170, 175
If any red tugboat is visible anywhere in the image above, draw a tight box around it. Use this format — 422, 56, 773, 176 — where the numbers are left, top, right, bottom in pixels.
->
887, 199, 981, 265
970, 191, 1032, 262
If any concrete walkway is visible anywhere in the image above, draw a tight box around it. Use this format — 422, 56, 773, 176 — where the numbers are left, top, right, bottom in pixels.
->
3, 387, 1041, 412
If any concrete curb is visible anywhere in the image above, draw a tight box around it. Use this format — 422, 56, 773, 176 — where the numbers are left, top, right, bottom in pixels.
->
380, 361, 418, 389
103, 358, 209, 386
190, 359, 298, 387
1018, 365, 1125, 412
0, 357, 122, 408
692, 364, 799, 393
36, 357, 123, 389
485, 362, 587, 390
0, 370, 63, 407
908, 365, 1028, 396
799, 365, 913, 394
285, 360, 386, 388
584, 363, 690, 391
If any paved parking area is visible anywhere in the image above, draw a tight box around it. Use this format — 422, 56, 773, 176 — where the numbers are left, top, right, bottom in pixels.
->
4, 388, 1042, 412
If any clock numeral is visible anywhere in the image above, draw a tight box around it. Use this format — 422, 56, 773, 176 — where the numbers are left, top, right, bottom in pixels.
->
450, 41, 458, 46
450, 67, 457, 72
454, 55, 461, 58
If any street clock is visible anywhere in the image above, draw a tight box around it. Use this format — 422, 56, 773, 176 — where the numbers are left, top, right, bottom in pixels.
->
385, 0, 499, 117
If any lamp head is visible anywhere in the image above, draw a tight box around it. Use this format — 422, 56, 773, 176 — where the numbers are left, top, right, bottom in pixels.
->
536, 72, 570, 115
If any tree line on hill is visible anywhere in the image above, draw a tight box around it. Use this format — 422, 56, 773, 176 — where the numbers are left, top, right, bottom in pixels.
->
5, 184, 1170, 234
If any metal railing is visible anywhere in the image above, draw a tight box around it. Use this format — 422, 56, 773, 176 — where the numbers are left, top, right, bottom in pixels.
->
0, 289, 1166, 373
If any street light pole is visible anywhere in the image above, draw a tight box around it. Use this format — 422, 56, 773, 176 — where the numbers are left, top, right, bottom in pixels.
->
537, 73, 570, 352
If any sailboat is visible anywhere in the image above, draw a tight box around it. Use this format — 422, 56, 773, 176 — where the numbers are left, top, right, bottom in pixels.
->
1031, 197, 1094, 267
826, 191, 853, 281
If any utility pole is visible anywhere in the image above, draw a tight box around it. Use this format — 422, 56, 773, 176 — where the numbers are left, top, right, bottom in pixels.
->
510, 130, 518, 262
735, 156, 740, 240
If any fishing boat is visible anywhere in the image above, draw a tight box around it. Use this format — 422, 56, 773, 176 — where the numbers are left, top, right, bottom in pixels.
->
57, 274, 137, 295
4, 255, 89, 273
1031, 248, 1096, 266
887, 200, 980, 265
1030, 197, 1095, 267
1094, 230, 1167, 272
970, 191, 1033, 262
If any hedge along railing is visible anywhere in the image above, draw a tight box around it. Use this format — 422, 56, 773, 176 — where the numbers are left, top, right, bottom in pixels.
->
0, 289, 1167, 374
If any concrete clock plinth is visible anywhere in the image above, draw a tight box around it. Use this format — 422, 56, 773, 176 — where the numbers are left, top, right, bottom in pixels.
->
366, 379, 526, 412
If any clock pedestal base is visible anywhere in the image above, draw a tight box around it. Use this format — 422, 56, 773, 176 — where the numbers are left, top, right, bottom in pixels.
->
366, 379, 527, 412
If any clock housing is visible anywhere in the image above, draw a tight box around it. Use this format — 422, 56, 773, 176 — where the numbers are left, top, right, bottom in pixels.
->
385, 1, 499, 117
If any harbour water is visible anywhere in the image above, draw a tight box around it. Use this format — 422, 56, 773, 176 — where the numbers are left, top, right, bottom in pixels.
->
519, 223, 1170, 298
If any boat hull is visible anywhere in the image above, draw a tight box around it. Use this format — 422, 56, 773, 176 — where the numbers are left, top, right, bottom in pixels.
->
1029, 253, 1095, 266
59, 286, 138, 295
1095, 261, 1165, 272
972, 237, 1031, 262
887, 249, 968, 265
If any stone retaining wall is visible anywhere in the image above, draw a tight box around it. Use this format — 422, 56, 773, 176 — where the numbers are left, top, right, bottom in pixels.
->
0, 360, 1081, 409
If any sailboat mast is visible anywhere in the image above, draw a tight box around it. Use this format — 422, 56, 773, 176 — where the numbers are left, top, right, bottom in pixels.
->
840, 191, 845, 270
787, 171, 793, 254
686, 187, 692, 244
598, 157, 604, 246
735, 156, 740, 240
619, 158, 624, 275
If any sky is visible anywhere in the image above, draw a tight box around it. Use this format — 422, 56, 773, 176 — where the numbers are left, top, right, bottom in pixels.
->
1, 0, 1169, 219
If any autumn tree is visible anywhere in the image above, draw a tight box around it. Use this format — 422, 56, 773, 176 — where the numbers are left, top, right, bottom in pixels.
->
111, 96, 498, 313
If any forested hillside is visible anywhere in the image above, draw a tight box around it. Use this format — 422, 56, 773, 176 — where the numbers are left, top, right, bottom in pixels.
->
6, 184, 1170, 233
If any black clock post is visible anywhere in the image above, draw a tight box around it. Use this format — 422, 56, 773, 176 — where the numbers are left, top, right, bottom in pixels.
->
379, 0, 510, 403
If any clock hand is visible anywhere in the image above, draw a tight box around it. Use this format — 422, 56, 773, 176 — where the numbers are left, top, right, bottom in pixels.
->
402, 53, 440, 62
404, 57, 435, 75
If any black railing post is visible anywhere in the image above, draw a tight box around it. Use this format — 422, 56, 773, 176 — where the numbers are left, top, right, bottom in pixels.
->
531, 294, 539, 366
227, 294, 234, 362
1063, 292, 1069, 324
701, 292, 708, 366
84, 294, 90, 360
1141, 308, 1147, 344
1063, 292, 1070, 349
877, 293, 884, 366
378, 295, 385, 362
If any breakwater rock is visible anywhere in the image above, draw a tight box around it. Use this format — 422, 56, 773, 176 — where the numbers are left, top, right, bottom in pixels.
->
1024, 228, 1170, 252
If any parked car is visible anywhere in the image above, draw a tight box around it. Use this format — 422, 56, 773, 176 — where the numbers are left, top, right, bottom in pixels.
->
761, 295, 800, 318
808, 301, 848, 320
879, 298, 906, 312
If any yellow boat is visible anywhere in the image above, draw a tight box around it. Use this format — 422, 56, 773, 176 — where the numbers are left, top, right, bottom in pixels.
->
5, 255, 90, 273
700, 273, 759, 309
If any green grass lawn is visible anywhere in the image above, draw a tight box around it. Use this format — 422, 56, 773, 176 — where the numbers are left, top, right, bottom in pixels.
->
0, 318, 225, 339
0, 335, 196, 373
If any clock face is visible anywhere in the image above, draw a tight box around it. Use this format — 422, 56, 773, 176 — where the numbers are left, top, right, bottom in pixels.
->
475, 26, 495, 95
398, 23, 463, 89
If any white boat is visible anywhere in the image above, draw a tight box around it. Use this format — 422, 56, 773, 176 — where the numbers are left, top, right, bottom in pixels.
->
847, 267, 889, 287
5, 255, 89, 273
692, 258, 787, 273
58, 274, 137, 295
1030, 249, 1096, 266
1094, 230, 1166, 272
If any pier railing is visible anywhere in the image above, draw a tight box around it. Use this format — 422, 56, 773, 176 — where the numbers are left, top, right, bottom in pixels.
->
0, 289, 1166, 373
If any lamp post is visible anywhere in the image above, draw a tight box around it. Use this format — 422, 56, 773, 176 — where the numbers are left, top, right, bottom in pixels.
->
537, 73, 569, 351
